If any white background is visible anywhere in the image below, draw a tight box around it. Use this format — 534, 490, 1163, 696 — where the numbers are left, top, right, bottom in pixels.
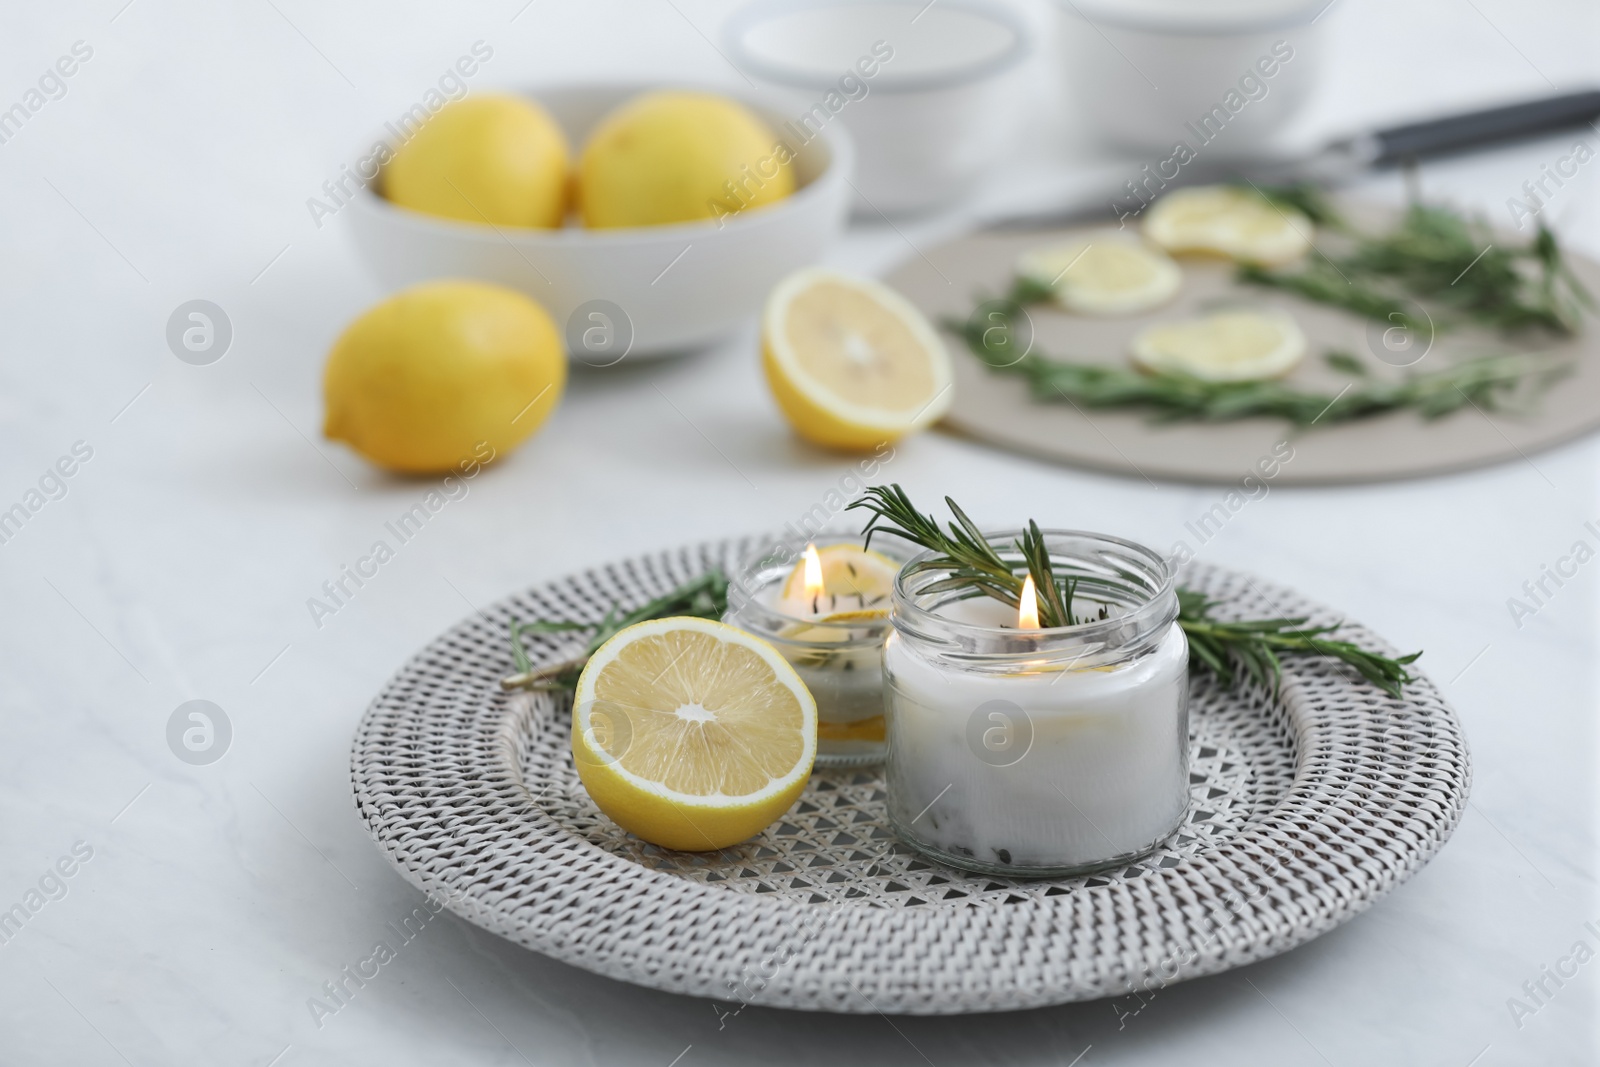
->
0, 1, 1596, 1064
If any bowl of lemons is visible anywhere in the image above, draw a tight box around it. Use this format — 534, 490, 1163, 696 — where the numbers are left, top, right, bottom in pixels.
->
346, 83, 853, 360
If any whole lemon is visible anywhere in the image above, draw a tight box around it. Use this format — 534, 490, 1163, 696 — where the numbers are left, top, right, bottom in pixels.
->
323, 282, 565, 473
577, 90, 794, 228
383, 94, 570, 228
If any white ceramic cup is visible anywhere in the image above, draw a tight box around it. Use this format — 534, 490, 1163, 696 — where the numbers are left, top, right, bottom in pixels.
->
346, 83, 852, 359
1056, 0, 1327, 158
726, 0, 1033, 215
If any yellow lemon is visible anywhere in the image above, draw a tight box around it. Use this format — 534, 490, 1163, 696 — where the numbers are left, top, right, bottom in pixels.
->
762, 269, 953, 451
323, 281, 565, 473
577, 90, 793, 228
1016, 238, 1182, 315
383, 94, 569, 228
1131, 309, 1306, 381
1144, 185, 1312, 266
572, 617, 818, 852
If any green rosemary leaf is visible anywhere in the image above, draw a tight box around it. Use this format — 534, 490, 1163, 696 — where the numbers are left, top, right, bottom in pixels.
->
1239, 261, 1427, 331
949, 299, 1569, 428
1249, 182, 1346, 228
1009, 274, 1057, 306
1324, 351, 1369, 377
1242, 202, 1592, 335
504, 569, 730, 692
1186, 632, 1235, 688
855, 487, 1424, 699
1019, 520, 1070, 628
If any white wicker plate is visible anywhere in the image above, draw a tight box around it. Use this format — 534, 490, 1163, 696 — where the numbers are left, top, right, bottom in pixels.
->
351, 539, 1470, 1014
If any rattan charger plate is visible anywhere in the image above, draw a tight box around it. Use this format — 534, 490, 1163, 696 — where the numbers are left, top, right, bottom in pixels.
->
351, 538, 1470, 1014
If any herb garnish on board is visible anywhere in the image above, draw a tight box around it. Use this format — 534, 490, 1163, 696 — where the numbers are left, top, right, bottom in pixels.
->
951, 279, 1568, 427
1240, 192, 1593, 335
949, 193, 1583, 427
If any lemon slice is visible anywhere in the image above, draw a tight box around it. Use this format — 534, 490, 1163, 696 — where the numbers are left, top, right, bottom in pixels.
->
762, 269, 953, 451
1144, 186, 1312, 266
1131, 310, 1306, 382
572, 617, 817, 851
1016, 238, 1181, 315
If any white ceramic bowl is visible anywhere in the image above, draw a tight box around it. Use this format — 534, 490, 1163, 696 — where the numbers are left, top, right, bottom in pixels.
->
1056, 0, 1326, 158
346, 83, 852, 360
725, 0, 1032, 216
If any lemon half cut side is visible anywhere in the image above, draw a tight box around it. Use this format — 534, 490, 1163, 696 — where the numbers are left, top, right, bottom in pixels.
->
762, 269, 953, 451
572, 616, 818, 852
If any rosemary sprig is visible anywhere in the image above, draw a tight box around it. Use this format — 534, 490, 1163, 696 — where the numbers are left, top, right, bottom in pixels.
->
1236, 262, 1427, 332
1250, 182, 1346, 229
501, 569, 729, 691
949, 194, 1585, 427
849, 485, 1422, 699
950, 288, 1568, 426
1177, 589, 1420, 699
854, 484, 1102, 627
1241, 202, 1593, 334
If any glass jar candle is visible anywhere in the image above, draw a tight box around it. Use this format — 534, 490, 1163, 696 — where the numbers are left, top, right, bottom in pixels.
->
724, 533, 914, 767
883, 530, 1189, 877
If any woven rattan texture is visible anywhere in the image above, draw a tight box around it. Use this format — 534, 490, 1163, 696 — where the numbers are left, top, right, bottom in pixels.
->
351, 538, 1470, 1013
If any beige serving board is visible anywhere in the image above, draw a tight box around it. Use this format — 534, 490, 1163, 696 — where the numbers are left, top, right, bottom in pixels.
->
885, 213, 1600, 485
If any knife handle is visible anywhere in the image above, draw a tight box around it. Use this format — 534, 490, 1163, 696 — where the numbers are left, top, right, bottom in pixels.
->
1371, 89, 1600, 166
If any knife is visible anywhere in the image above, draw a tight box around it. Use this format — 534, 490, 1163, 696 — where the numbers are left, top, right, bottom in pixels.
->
986, 89, 1600, 230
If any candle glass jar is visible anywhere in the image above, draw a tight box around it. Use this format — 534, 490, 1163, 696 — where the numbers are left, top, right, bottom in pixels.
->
883, 530, 1189, 877
724, 533, 915, 767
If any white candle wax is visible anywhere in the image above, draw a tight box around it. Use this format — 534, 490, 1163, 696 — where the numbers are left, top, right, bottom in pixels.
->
757, 582, 885, 727
883, 594, 1190, 873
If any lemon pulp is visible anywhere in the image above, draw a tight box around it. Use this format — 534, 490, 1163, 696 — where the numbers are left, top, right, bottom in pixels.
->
573, 617, 817, 851
762, 269, 952, 451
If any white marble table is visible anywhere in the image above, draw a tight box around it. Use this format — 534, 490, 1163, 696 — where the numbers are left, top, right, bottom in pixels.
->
1, 1, 1596, 1064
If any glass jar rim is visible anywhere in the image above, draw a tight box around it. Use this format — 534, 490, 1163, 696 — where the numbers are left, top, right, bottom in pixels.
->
890, 527, 1177, 660
725, 531, 916, 645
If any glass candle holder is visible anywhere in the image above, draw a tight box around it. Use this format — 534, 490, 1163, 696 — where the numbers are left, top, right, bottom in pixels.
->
724, 533, 915, 767
883, 530, 1189, 877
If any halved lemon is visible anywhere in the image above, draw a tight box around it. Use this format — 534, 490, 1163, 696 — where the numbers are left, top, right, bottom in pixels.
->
779, 543, 899, 618
1016, 238, 1181, 315
762, 269, 953, 451
572, 616, 817, 851
1131, 310, 1306, 382
1144, 185, 1312, 266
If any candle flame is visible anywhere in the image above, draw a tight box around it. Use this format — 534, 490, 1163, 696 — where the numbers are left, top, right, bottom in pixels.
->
1017, 575, 1041, 630
802, 543, 824, 600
